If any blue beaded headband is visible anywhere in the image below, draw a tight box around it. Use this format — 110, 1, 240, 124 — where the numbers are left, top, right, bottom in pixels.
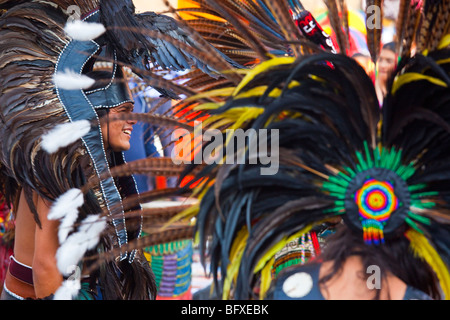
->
54, 9, 140, 262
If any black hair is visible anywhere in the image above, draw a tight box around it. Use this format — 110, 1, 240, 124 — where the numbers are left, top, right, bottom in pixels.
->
382, 41, 397, 53
319, 223, 441, 299
352, 52, 369, 59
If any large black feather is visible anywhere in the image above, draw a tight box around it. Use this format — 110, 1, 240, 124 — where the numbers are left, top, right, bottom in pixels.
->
99, 0, 242, 98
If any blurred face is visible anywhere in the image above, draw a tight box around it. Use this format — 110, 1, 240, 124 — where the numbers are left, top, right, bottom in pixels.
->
377, 49, 396, 83
101, 103, 136, 152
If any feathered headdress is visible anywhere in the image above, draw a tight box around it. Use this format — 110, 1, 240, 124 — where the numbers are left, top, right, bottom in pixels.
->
0, 0, 240, 299
159, 0, 450, 300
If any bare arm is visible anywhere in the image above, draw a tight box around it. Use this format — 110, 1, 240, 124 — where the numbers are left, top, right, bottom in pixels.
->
32, 195, 63, 299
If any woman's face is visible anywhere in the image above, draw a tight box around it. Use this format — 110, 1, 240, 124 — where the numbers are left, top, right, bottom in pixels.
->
100, 102, 136, 152
377, 49, 396, 83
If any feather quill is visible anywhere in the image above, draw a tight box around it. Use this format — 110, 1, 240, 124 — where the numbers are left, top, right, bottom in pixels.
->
399, 0, 422, 60
427, 0, 449, 52
325, 0, 347, 54
203, 0, 269, 61
339, 0, 350, 50
395, 0, 411, 55
83, 225, 195, 275
416, 0, 439, 52
263, 0, 303, 57
163, 0, 244, 84
365, 0, 383, 63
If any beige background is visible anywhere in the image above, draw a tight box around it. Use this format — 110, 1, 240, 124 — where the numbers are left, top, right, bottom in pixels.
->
133, 0, 364, 13
133, 0, 177, 13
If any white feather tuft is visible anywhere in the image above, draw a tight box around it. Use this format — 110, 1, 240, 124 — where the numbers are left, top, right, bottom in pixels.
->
53, 68, 95, 90
55, 215, 106, 275
48, 188, 84, 220
53, 279, 81, 300
48, 188, 84, 243
56, 232, 89, 276
64, 20, 106, 41
41, 120, 91, 154
78, 215, 107, 250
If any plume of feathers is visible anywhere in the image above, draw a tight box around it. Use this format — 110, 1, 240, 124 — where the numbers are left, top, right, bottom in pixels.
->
158, 12, 450, 298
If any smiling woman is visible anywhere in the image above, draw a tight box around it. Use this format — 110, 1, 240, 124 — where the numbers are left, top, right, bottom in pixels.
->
100, 103, 137, 152
85, 68, 137, 152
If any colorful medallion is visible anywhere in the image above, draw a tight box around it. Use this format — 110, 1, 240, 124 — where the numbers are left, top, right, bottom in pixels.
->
322, 143, 433, 245
354, 179, 399, 244
355, 179, 398, 222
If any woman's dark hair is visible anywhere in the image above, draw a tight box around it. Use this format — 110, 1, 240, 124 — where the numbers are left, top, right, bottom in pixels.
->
352, 52, 369, 59
382, 41, 397, 53
319, 223, 441, 299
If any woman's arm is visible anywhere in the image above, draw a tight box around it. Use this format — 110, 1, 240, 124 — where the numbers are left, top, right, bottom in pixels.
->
32, 195, 63, 299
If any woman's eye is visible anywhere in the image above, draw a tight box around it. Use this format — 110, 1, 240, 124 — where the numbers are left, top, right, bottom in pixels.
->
112, 104, 133, 113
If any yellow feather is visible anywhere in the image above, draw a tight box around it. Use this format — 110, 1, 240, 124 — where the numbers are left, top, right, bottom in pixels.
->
392, 73, 447, 94
185, 87, 235, 101
194, 230, 200, 246
193, 102, 224, 111
236, 86, 281, 99
232, 57, 296, 96
191, 178, 214, 197
201, 107, 264, 130
288, 80, 301, 89
229, 227, 249, 260
161, 203, 199, 230
438, 34, 450, 50
259, 256, 275, 300
188, 176, 212, 195
223, 226, 249, 299
201, 114, 233, 129
406, 229, 450, 299
436, 57, 450, 65
143, 251, 152, 264
235, 81, 300, 100
227, 107, 265, 130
